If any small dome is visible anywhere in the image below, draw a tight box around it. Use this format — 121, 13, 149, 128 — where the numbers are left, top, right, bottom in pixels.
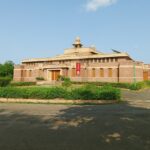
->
73, 37, 83, 48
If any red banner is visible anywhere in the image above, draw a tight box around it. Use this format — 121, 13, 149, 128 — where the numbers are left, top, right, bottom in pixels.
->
76, 63, 81, 75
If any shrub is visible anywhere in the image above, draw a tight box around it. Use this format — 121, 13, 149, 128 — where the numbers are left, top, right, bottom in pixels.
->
0, 77, 11, 87
36, 77, 45, 81
57, 75, 65, 81
10, 82, 36, 87
66, 85, 121, 100
96, 86, 121, 100
66, 88, 95, 100
145, 80, 150, 87
0, 87, 67, 99
62, 77, 72, 87
0, 85, 121, 101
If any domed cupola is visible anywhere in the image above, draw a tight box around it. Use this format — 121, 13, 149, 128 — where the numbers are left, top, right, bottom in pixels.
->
73, 37, 83, 48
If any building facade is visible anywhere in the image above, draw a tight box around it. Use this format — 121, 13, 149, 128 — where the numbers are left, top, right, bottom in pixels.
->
14, 37, 150, 83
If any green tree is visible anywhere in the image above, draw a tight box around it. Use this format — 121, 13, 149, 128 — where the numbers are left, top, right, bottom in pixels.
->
0, 61, 14, 78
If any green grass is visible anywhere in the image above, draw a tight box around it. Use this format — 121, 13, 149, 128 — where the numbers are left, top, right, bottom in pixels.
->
72, 81, 150, 90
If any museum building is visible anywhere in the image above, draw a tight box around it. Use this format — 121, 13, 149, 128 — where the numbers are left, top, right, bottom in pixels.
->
13, 37, 150, 83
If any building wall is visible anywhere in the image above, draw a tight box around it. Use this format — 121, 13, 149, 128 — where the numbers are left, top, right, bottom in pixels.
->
13, 57, 148, 83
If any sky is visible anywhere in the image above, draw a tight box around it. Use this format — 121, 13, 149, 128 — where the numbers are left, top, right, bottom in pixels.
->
0, 0, 150, 64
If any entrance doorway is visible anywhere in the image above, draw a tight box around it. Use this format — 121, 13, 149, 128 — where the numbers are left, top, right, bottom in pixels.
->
143, 71, 148, 81
51, 70, 60, 81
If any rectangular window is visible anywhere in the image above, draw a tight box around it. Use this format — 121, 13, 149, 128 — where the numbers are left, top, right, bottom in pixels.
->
71, 68, 76, 77
39, 69, 43, 77
84, 68, 87, 77
100, 68, 104, 77
29, 70, 32, 77
23, 70, 27, 77
92, 68, 96, 77
108, 68, 113, 77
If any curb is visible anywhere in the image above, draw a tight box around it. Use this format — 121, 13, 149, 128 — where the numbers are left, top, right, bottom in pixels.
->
0, 98, 117, 105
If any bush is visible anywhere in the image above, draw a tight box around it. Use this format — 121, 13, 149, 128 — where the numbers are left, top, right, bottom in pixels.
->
0, 77, 11, 87
66, 88, 95, 100
62, 77, 72, 87
0, 87, 67, 99
96, 86, 121, 100
0, 85, 121, 101
10, 82, 36, 87
145, 80, 150, 87
57, 75, 65, 81
66, 85, 121, 100
36, 77, 45, 81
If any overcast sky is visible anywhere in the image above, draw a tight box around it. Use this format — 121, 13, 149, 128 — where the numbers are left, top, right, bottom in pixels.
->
0, 0, 150, 64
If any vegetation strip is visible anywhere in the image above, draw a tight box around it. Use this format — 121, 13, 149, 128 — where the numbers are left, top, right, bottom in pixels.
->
0, 85, 121, 101
72, 81, 150, 90
0, 98, 117, 105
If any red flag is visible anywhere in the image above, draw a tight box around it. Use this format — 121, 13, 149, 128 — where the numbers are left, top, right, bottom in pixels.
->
76, 63, 81, 75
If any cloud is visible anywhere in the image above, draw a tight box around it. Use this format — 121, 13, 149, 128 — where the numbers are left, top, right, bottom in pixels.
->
86, 0, 117, 11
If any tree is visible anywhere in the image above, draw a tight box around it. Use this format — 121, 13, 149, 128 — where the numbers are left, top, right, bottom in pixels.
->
0, 61, 14, 78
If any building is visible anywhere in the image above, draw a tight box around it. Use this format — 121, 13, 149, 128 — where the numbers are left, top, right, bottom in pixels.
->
13, 37, 150, 83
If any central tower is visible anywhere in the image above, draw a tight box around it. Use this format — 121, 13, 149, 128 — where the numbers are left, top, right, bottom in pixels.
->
73, 37, 83, 48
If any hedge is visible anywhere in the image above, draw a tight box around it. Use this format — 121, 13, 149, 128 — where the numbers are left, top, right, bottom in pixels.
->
36, 77, 45, 81
10, 82, 36, 87
0, 77, 11, 87
0, 85, 121, 101
67, 85, 121, 100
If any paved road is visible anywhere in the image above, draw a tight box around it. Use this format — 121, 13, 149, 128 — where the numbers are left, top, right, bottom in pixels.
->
0, 100, 150, 150
122, 89, 150, 101
122, 89, 150, 108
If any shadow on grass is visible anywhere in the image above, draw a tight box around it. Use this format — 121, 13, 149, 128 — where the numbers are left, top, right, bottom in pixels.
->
0, 103, 150, 150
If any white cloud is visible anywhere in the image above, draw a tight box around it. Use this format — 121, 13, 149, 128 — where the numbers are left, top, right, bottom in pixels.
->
86, 0, 117, 11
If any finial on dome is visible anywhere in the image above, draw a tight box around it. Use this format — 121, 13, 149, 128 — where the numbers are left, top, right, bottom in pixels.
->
73, 37, 83, 48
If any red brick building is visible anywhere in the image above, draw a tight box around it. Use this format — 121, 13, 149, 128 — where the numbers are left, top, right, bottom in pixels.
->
13, 37, 150, 83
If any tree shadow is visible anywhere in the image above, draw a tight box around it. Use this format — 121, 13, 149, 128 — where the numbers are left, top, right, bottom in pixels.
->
0, 103, 150, 150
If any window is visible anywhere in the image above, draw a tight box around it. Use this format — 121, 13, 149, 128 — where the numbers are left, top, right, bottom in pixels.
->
39, 69, 43, 77
84, 68, 87, 77
108, 68, 112, 77
23, 70, 27, 77
71, 68, 76, 77
29, 70, 32, 77
92, 68, 96, 77
64, 69, 68, 77
100, 68, 104, 77
115, 58, 118, 62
